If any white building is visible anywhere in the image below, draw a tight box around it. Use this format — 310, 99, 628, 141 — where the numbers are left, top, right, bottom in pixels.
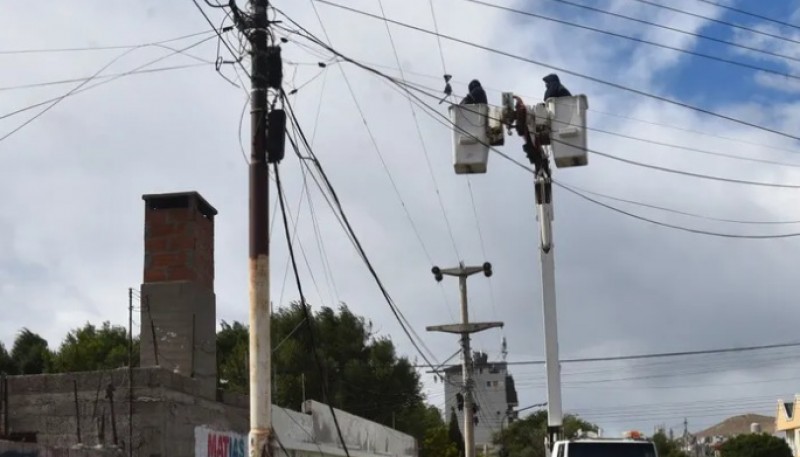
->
443, 352, 519, 453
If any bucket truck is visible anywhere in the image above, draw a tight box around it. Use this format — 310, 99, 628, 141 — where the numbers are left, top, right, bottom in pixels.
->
449, 92, 657, 457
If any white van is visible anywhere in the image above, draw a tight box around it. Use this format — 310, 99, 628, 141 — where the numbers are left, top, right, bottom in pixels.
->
551, 438, 658, 457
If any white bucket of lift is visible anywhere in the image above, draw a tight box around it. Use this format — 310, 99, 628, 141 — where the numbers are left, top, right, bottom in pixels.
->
450, 103, 489, 174
547, 95, 588, 168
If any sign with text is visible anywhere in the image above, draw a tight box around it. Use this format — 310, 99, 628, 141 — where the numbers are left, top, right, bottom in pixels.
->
195, 426, 246, 457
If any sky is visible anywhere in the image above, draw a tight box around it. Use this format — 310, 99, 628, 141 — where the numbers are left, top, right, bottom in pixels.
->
3, 0, 800, 438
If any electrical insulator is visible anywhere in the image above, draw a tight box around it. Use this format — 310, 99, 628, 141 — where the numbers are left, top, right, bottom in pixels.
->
266, 109, 286, 163
456, 393, 464, 411
266, 46, 283, 89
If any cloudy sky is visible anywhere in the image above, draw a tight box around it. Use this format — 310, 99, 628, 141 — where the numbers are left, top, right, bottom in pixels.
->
3, 0, 800, 437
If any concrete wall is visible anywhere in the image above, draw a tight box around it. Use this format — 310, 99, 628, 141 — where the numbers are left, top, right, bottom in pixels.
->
0, 440, 121, 457
2, 367, 245, 457
3, 369, 416, 457
194, 401, 416, 457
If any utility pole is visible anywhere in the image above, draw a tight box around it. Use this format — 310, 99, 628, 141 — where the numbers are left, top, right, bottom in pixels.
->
427, 262, 503, 457
242, 0, 281, 454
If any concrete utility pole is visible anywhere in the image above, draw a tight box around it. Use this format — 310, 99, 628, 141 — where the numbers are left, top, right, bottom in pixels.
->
245, 0, 276, 454
427, 262, 503, 457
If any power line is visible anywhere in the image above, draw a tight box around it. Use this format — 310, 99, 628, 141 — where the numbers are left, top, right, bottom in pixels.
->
555, 181, 800, 239
301, 47, 800, 239
308, 0, 800, 142
461, 0, 800, 82
282, 93, 442, 370
559, 181, 800, 225
374, 0, 463, 261
301, 0, 441, 269
627, 0, 800, 46
295, 52, 800, 157
588, 147, 800, 189
0, 63, 210, 92
189, 0, 251, 78
532, 0, 800, 65
692, 0, 800, 32
0, 35, 217, 123
0, 30, 215, 55
416, 340, 800, 367
274, 163, 351, 457
587, 125, 800, 169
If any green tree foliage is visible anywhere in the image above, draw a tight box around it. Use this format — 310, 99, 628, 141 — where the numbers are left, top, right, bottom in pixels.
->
651, 431, 689, 457
51, 321, 139, 373
216, 303, 446, 456
11, 328, 51, 374
216, 320, 248, 393
493, 410, 599, 457
423, 423, 459, 457
449, 408, 465, 457
720, 433, 792, 457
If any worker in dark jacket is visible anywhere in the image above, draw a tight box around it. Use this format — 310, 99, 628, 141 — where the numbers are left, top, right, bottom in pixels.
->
461, 79, 488, 105
543, 73, 572, 100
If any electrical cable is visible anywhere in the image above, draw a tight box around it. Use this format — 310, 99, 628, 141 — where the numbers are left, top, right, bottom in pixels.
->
375, 0, 463, 262
692, 0, 800, 32
274, 163, 351, 457
189, 0, 251, 78
556, 181, 800, 239
461, 0, 800, 82
627, 0, 800, 46
282, 92, 442, 370
303, 0, 800, 141
0, 35, 217, 123
559, 181, 800, 225
331, 48, 800, 238
528, 0, 800, 65
1, 46, 148, 143
0, 30, 215, 55
301, 0, 441, 269
417, 340, 800, 367
587, 146, 800, 189
0, 63, 210, 92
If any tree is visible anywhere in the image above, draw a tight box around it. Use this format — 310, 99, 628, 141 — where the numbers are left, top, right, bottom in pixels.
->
720, 433, 792, 457
449, 408, 465, 457
51, 321, 139, 373
423, 423, 458, 457
493, 410, 599, 457
652, 431, 689, 457
216, 320, 248, 393
11, 328, 51, 374
0, 341, 14, 375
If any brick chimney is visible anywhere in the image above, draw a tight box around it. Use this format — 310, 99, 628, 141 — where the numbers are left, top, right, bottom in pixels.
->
140, 191, 217, 398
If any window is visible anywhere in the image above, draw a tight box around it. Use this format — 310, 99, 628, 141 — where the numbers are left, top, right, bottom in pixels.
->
567, 442, 656, 457
487, 381, 492, 387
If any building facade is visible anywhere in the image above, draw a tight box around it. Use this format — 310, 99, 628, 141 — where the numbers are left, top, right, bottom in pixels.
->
443, 352, 519, 453
777, 396, 800, 455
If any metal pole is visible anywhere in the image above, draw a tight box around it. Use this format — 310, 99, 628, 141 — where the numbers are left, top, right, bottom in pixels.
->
248, 0, 272, 455
459, 272, 475, 457
128, 288, 134, 457
536, 176, 563, 450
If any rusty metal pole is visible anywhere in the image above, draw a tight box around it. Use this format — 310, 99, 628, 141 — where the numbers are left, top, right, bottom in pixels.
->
248, 0, 272, 455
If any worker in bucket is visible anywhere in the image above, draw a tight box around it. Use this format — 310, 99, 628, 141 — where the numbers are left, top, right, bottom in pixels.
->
460, 79, 488, 105
543, 73, 572, 100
